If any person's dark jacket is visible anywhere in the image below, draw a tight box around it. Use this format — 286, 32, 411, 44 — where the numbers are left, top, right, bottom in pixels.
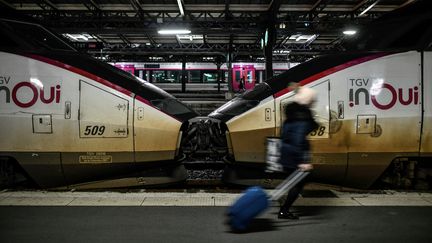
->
280, 102, 319, 169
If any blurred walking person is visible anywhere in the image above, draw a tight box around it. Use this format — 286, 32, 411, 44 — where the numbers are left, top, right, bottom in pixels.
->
278, 83, 319, 219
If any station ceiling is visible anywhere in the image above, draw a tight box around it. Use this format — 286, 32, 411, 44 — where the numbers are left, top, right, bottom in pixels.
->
1, 0, 416, 63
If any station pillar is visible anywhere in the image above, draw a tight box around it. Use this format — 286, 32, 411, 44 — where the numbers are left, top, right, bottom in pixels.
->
181, 58, 186, 93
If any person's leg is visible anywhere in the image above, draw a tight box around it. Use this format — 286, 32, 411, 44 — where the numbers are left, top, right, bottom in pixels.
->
278, 176, 306, 219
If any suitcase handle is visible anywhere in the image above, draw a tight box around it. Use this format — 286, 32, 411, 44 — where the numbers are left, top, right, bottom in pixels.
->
269, 169, 310, 201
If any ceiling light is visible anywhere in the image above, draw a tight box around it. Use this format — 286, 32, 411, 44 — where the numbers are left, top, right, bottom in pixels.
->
359, 0, 379, 16
177, 0, 185, 16
343, 30, 357, 35
158, 29, 191, 35
64, 33, 91, 41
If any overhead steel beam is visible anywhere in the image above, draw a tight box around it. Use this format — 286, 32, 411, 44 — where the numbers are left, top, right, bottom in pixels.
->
268, 0, 283, 16
38, 0, 58, 11
308, 0, 330, 20
83, 0, 101, 13
118, 34, 132, 45
129, 0, 145, 19
396, 0, 418, 9
353, 0, 380, 16
0, 0, 14, 9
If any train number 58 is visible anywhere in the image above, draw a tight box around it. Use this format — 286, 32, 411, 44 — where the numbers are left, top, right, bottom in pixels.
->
84, 125, 106, 136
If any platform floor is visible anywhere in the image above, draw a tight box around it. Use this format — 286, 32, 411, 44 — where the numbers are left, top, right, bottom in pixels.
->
1, 189, 432, 243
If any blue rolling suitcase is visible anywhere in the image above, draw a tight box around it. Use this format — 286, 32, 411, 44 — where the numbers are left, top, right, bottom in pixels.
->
226, 169, 309, 231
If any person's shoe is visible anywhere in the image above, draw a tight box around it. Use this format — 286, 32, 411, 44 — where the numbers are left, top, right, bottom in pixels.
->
278, 211, 299, 220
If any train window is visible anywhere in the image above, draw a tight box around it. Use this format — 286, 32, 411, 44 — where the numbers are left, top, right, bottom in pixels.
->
234, 70, 241, 83
189, 70, 201, 83
203, 71, 218, 83
246, 70, 253, 83
273, 70, 284, 76
152, 70, 166, 83
150, 98, 196, 116
166, 70, 181, 83
2, 19, 74, 51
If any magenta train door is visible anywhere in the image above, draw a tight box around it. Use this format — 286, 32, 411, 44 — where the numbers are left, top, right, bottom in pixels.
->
232, 65, 256, 92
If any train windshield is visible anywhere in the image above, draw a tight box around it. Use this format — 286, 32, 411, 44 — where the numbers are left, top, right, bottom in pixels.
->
138, 80, 197, 118
215, 99, 260, 116
241, 83, 273, 101
215, 83, 272, 116
150, 98, 197, 116
0, 19, 75, 51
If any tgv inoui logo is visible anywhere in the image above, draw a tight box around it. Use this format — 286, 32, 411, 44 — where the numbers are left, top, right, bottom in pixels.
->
0, 77, 61, 108
348, 78, 419, 110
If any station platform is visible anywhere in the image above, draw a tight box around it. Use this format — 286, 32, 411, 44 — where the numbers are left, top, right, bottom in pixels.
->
1, 188, 432, 243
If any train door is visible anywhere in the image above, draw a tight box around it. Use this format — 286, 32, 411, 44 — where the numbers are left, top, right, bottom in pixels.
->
277, 80, 347, 185
62, 80, 134, 185
312, 80, 348, 185
232, 65, 256, 92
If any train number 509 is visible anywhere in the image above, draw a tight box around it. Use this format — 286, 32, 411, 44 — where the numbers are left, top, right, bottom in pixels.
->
84, 125, 106, 136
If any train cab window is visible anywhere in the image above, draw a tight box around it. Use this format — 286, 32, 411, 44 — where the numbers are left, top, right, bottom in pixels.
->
242, 83, 272, 101
1, 19, 74, 51
151, 98, 196, 116
216, 99, 260, 116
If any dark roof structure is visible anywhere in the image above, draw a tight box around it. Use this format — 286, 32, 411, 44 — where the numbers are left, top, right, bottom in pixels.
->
0, 0, 417, 63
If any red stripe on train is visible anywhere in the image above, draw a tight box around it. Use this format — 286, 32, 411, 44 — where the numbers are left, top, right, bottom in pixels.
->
274, 53, 390, 98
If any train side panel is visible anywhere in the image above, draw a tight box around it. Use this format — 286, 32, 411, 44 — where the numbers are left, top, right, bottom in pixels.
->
134, 98, 182, 162
0, 52, 187, 187
0, 52, 137, 186
330, 51, 422, 187
421, 52, 432, 155
226, 98, 276, 163
273, 51, 423, 188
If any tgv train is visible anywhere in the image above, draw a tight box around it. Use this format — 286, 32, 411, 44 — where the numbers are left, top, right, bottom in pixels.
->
184, 3, 432, 189
0, 17, 198, 189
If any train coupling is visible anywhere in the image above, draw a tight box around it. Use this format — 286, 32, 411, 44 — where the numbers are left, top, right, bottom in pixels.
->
180, 117, 229, 162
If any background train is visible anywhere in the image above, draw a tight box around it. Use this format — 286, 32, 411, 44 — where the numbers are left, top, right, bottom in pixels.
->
113, 62, 299, 93
0, 17, 198, 189
182, 3, 432, 189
